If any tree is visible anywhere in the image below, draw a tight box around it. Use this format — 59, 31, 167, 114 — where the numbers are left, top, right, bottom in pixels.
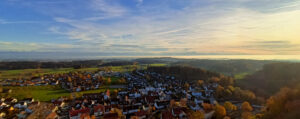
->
184, 83, 190, 90
111, 89, 118, 98
223, 101, 237, 112
180, 98, 187, 107
210, 77, 220, 83
216, 85, 225, 98
145, 74, 151, 81
0, 86, 3, 93
111, 108, 124, 118
241, 102, 253, 112
214, 105, 226, 119
69, 93, 74, 100
263, 87, 300, 119
106, 77, 111, 85
170, 100, 175, 108
189, 110, 205, 119
203, 103, 214, 112
67, 76, 72, 82
227, 86, 235, 92
118, 78, 126, 84
219, 77, 234, 87
131, 116, 139, 119
242, 90, 256, 101
223, 116, 231, 119
242, 112, 252, 119
198, 80, 204, 86
87, 74, 91, 79
106, 90, 110, 97
224, 89, 232, 97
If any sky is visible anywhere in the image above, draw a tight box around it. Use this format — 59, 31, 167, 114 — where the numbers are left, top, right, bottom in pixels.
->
0, 0, 300, 57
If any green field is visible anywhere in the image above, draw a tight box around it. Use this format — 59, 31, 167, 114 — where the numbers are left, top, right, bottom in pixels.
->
0, 85, 116, 102
0, 68, 99, 80
100, 63, 167, 72
234, 72, 251, 80
234, 73, 247, 80
0, 64, 167, 80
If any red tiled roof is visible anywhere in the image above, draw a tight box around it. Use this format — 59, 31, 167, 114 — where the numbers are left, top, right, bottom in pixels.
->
103, 113, 118, 119
69, 108, 90, 117
173, 108, 182, 115
46, 112, 57, 119
145, 96, 155, 103
162, 111, 173, 119
94, 105, 105, 112
135, 110, 147, 117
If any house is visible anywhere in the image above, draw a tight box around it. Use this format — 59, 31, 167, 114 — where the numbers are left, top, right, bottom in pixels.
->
13, 102, 27, 109
16, 111, 27, 119
129, 92, 141, 99
192, 92, 202, 97
122, 105, 140, 115
0, 112, 6, 118
46, 112, 58, 119
172, 108, 187, 118
134, 110, 147, 119
194, 98, 203, 104
53, 100, 62, 106
154, 101, 169, 110
145, 96, 156, 104
69, 108, 90, 119
22, 98, 34, 104
161, 110, 173, 119
103, 113, 119, 119
190, 103, 202, 111
93, 104, 105, 116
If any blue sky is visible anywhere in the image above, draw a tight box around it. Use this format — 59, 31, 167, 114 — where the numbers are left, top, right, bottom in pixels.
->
0, 0, 300, 56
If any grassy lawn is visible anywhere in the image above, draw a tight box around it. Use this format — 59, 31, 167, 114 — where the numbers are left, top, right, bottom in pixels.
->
147, 63, 167, 67
1, 85, 117, 102
108, 65, 138, 72
1, 85, 69, 102
234, 72, 250, 80
109, 76, 121, 84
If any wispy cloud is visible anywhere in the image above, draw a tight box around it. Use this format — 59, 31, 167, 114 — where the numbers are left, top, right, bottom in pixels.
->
85, 0, 128, 21
1, 0, 300, 55
0, 18, 46, 24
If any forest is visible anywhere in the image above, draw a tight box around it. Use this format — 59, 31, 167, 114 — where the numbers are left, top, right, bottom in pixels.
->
0, 60, 103, 70
238, 62, 300, 97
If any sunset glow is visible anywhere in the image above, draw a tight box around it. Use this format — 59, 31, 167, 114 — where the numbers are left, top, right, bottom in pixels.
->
0, 0, 300, 56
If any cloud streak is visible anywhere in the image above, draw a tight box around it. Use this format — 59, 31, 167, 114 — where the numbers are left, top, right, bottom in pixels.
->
1, 0, 300, 55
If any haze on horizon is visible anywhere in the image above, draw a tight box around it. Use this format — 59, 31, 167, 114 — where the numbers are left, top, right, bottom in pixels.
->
1, 0, 300, 58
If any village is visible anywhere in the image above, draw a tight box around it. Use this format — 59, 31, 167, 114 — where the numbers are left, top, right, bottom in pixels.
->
0, 65, 264, 119
0, 67, 227, 119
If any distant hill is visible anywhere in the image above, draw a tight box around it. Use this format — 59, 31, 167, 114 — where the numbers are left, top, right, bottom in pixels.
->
237, 62, 300, 97
99, 61, 134, 66
170, 59, 275, 76
134, 57, 179, 64
0, 60, 103, 70
147, 66, 221, 81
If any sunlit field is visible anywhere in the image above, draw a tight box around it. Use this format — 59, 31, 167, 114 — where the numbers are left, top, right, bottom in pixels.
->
1, 85, 118, 102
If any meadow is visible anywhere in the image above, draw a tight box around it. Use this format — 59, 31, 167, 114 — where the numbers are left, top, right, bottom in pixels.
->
1, 85, 117, 102
0, 68, 99, 80
0, 63, 166, 80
